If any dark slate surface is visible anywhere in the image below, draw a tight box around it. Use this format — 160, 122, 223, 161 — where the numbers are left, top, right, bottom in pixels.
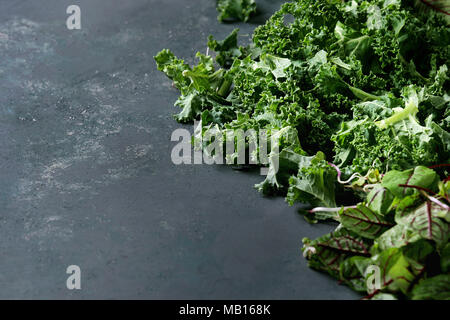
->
0, 0, 361, 299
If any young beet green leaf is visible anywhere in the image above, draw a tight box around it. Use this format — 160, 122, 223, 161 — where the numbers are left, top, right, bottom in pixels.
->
339, 256, 370, 293
302, 226, 372, 279
395, 201, 450, 247
357, 247, 423, 295
339, 204, 394, 239
305, 166, 448, 298
374, 224, 422, 251
366, 184, 395, 216
381, 165, 440, 198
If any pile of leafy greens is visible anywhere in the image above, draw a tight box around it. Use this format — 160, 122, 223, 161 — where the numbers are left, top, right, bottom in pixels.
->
156, 0, 449, 299
303, 165, 450, 300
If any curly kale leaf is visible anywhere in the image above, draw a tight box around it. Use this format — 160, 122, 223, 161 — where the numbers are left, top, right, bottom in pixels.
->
286, 152, 337, 208
155, 50, 234, 123
154, 49, 191, 94
217, 0, 257, 23
333, 87, 449, 174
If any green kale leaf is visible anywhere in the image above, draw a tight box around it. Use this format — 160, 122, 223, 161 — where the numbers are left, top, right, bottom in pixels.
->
217, 0, 257, 23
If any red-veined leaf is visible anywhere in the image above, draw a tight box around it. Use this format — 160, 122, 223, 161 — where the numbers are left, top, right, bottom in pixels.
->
340, 204, 394, 239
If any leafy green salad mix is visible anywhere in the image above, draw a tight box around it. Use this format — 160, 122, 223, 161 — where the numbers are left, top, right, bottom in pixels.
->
156, 0, 450, 299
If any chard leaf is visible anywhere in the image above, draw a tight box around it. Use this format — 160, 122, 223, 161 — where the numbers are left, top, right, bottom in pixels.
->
382, 166, 439, 198
366, 184, 395, 215
302, 227, 372, 279
340, 204, 394, 239
340, 256, 369, 293
375, 224, 421, 251
396, 201, 450, 247
367, 248, 423, 294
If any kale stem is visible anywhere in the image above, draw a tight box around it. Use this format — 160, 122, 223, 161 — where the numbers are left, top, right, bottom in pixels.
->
348, 85, 381, 101
218, 79, 232, 97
